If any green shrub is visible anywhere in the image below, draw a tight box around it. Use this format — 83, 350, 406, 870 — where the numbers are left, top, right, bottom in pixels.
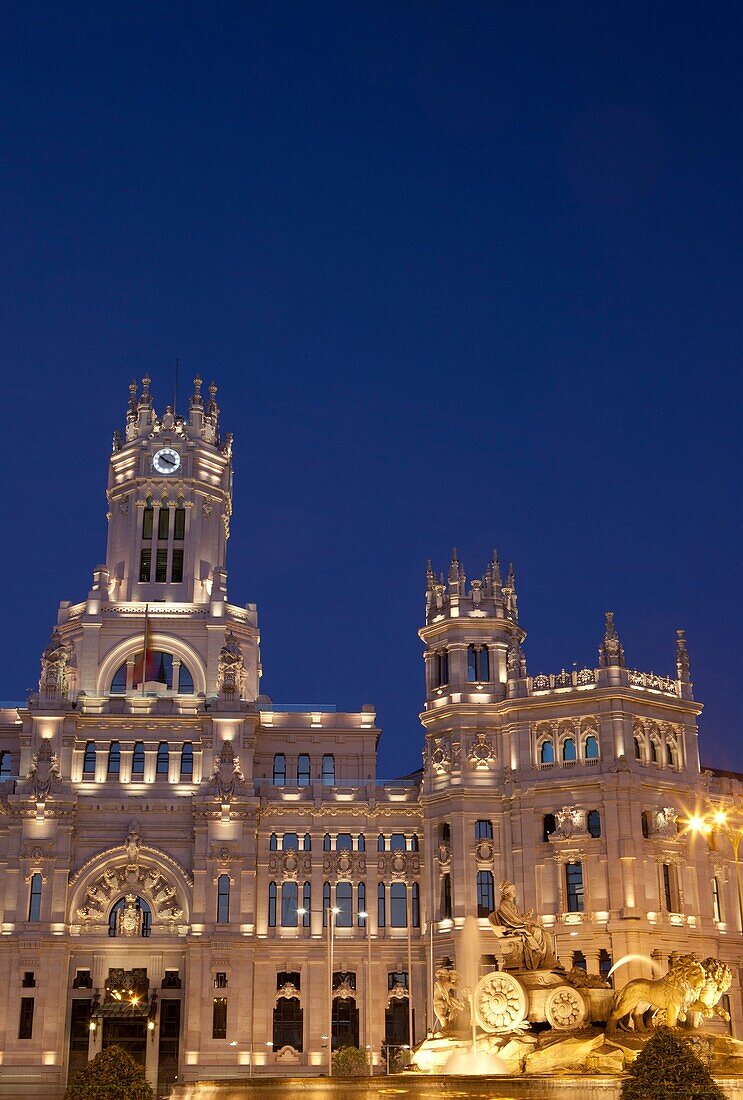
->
64, 1045, 153, 1100
621, 1027, 728, 1100
332, 1045, 369, 1077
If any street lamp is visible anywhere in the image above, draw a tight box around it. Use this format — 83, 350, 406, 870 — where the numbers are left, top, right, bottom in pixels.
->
358, 910, 373, 1076
688, 806, 743, 933
298, 904, 340, 1076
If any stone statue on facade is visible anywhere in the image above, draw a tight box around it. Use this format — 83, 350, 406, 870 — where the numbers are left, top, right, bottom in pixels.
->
39, 630, 71, 699
488, 881, 559, 970
217, 630, 244, 700
117, 895, 144, 937
598, 611, 625, 668
26, 739, 60, 800
209, 740, 245, 800
124, 821, 142, 865
433, 969, 469, 1036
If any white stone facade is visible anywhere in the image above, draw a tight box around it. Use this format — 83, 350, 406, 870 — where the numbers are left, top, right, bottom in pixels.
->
0, 378, 739, 1097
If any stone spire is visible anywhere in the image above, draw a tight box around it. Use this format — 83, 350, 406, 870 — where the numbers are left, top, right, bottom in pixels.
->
598, 611, 625, 668
675, 629, 690, 682
502, 563, 518, 621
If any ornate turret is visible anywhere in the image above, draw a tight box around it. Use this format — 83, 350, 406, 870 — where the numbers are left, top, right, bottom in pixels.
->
598, 611, 625, 668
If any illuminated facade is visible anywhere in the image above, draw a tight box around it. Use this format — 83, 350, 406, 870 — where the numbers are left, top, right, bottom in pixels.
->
0, 377, 739, 1097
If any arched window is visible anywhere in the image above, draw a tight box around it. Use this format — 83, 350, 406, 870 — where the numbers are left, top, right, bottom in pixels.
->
539, 740, 554, 765
357, 834, 366, 851
180, 743, 194, 779
0, 752, 12, 778
390, 882, 407, 927
269, 833, 278, 851
390, 833, 406, 851
467, 645, 478, 681
108, 896, 151, 938
322, 882, 331, 926
377, 834, 385, 852
649, 739, 659, 764
156, 742, 169, 776
543, 813, 556, 842
217, 875, 230, 924
665, 742, 676, 767
178, 664, 194, 693
336, 881, 353, 927
142, 501, 154, 539
107, 742, 120, 776
411, 882, 420, 927
377, 882, 386, 928
110, 651, 195, 695
336, 833, 353, 851
357, 882, 366, 927
562, 738, 577, 762
634, 736, 643, 760
297, 754, 311, 787
303, 833, 312, 852
268, 882, 277, 928
273, 994, 303, 1052
82, 742, 96, 777
283, 833, 298, 851
321, 754, 335, 785
273, 754, 286, 786
585, 735, 599, 760
281, 881, 298, 928
587, 810, 601, 838
131, 741, 145, 777
302, 882, 311, 927
323, 833, 331, 852
476, 870, 495, 917
475, 819, 493, 840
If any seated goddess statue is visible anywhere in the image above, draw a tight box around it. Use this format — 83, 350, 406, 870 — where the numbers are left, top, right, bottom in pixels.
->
488, 880, 559, 971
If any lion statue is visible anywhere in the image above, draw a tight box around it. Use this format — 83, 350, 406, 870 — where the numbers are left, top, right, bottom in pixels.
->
607, 954, 708, 1033
686, 957, 733, 1028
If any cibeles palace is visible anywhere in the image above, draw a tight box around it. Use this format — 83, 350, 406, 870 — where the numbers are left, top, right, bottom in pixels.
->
0, 378, 740, 1097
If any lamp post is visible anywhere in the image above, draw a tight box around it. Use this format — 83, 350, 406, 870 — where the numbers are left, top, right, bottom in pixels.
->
298, 903, 340, 1077
358, 910, 373, 1075
688, 807, 743, 933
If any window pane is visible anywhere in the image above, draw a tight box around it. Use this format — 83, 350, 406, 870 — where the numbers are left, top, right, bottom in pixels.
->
111, 663, 127, 694
322, 755, 335, 785
107, 742, 121, 775
587, 810, 601, 838
335, 882, 352, 928
155, 548, 168, 583
18, 998, 34, 1040
212, 998, 227, 1039
28, 874, 42, 921
281, 881, 298, 927
180, 743, 193, 777
139, 549, 152, 582
174, 507, 185, 540
411, 882, 420, 927
142, 505, 154, 539
178, 663, 194, 693
297, 754, 311, 786
217, 875, 230, 924
171, 548, 184, 583
0, 752, 11, 778
273, 754, 286, 786
156, 743, 169, 774
132, 742, 145, 775
358, 882, 366, 927
475, 819, 493, 840
467, 645, 477, 681
566, 862, 584, 912
302, 882, 311, 926
283, 833, 298, 851
377, 883, 386, 928
158, 507, 170, 540
390, 883, 407, 927
268, 882, 277, 927
540, 740, 554, 764
82, 742, 96, 775
390, 833, 406, 851
478, 646, 490, 681
585, 735, 599, 759
476, 871, 494, 917
562, 738, 576, 762
336, 833, 352, 851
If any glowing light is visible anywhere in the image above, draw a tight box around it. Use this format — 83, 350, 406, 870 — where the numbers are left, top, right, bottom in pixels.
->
229, 1040, 237, 1047
147, 1020, 155, 1031
688, 814, 708, 833
714, 810, 728, 826
89, 1021, 97, 1032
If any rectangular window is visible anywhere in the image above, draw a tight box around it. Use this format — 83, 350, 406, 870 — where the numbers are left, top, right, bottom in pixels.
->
158, 507, 170, 540
28, 873, 42, 921
139, 549, 152, 583
142, 506, 154, 539
566, 862, 584, 913
377, 883, 386, 928
478, 646, 490, 681
467, 646, 478, 681
662, 863, 679, 912
712, 876, 722, 922
18, 997, 34, 1040
174, 507, 185, 540
390, 882, 407, 927
212, 998, 227, 1040
170, 548, 184, 583
475, 819, 493, 840
217, 875, 230, 924
411, 882, 420, 928
441, 873, 452, 919
214, 972, 228, 989
476, 871, 494, 917
281, 881, 298, 928
268, 882, 277, 928
297, 754, 311, 787
321, 754, 335, 785
155, 548, 168, 583
335, 882, 353, 928
22, 972, 35, 988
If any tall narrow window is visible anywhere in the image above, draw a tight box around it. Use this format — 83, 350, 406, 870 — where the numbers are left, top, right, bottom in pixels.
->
641, 811, 651, 838
566, 862, 584, 913
585, 735, 599, 760
475, 819, 493, 840
712, 876, 723, 922
411, 834, 419, 851
467, 645, 478, 681
357, 834, 366, 851
273, 754, 286, 786
662, 863, 679, 912
282, 881, 298, 928
434, 649, 449, 686
18, 998, 34, 1040
28, 873, 42, 921
302, 881, 311, 926
336, 881, 353, 928
297, 754, 311, 786
174, 507, 186, 540
155, 548, 168, 583
217, 874, 230, 924
131, 741, 145, 777
142, 503, 154, 539
634, 736, 643, 760
411, 882, 420, 927
303, 833, 312, 852
377, 882, 386, 928
543, 814, 556, 842
212, 998, 227, 1040
377, 834, 386, 852
82, 742, 96, 777
107, 742, 121, 776
180, 743, 193, 779
268, 882, 277, 927
478, 646, 490, 681
139, 548, 152, 582
0, 751, 12, 778
476, 870, 494, 917
323, 833, 331, 852
156, 742, 169, 775
323, 882, 331, 927
390, 882, 407, 927
587, 810, 601, 838
158, 507, 170, 540
358, 882, 366, 927
441, 873, 452, 920
539, 740, 554, 765
171, 548, 184, 584
562, 738, 577, 762
269, 833, 278, 851
321, 754, 335, 785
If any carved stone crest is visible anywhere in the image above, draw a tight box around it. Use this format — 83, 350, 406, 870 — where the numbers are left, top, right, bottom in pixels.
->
430, 738, 451, 775
468, 733, 495, 771
26, 740, 60, 800
209, 741, 245, 801
217, 630, 244, 700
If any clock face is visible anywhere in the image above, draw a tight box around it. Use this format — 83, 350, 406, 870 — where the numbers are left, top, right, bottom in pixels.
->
152, 447, 181, 474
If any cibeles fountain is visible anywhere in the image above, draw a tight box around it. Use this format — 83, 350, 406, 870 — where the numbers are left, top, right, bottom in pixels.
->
411, 880, 743, 1086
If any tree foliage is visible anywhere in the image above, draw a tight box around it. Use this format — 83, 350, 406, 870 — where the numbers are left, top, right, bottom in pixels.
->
621, 1027, 728, 1100
64, 1045, 153, 1100
332, 1045, 369, 1077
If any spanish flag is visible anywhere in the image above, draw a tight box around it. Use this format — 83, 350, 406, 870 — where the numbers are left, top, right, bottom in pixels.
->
133, 604, 158, 691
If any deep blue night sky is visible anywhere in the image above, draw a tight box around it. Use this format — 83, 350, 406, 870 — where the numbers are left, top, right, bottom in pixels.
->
1, 4, 741, 776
